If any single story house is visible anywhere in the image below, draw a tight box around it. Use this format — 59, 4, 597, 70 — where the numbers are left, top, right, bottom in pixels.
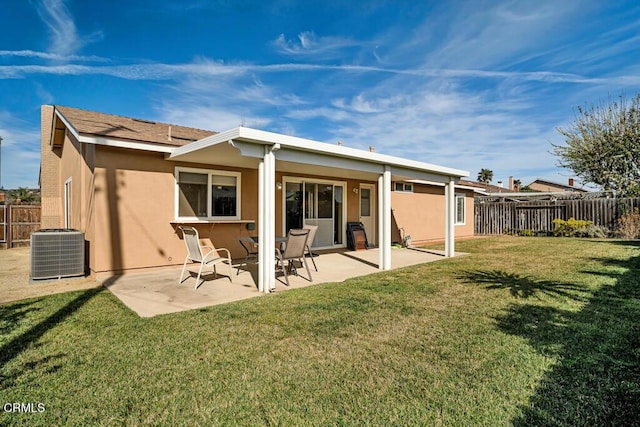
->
527, 178, 587, 193
40, 105, 473, 292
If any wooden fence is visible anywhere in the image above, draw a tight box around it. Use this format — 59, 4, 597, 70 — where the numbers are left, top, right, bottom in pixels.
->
475, 197, 640, 235
0, 204, 41, 248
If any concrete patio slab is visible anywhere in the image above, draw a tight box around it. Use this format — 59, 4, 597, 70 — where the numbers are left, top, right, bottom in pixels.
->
97, 247, 461, 318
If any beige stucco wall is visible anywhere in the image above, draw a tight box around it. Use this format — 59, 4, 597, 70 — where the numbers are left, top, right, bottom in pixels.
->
391, 184, 475, 244
59, 134, 86, 230
88, 157, 474, 273
40, 107, 90, 232
91, 147, 260, 272
40, 106, 61, 229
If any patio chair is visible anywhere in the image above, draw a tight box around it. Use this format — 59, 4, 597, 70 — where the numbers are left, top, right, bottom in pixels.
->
302, 224, 319, 271
236, 236, 258, 275
275, 228, 312, 286
178, 226, 233, 289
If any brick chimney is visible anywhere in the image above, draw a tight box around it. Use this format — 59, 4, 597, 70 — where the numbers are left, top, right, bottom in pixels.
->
508, 176, 514, 191
568, 178, 575, 187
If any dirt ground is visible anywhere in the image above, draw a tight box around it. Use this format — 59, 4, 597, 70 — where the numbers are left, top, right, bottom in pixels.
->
0, 247, 102, 304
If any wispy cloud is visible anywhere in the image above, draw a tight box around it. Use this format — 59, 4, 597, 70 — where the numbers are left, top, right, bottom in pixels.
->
33, 0, 102, 58
271, 31, 365, 59
0, 49, 107, 62
4, 0, 638, 190
0, 58, 626, 85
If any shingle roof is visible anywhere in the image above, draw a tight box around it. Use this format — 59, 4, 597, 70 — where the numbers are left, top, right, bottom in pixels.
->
55, 106, 216, 146
458, 179, 510, 193
528, 178, 587, 192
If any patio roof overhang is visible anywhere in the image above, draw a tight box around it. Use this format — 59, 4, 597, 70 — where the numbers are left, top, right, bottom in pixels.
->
168, 127, 469, 183
168, 127, 469, 293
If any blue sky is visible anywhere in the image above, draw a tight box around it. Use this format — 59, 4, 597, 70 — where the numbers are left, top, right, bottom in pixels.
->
1, 0, 639, 189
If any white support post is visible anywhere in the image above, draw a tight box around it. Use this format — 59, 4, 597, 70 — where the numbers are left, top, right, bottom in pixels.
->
382, 166, 392, 270
257, 145, 277, 293
378, 174, 384, 270
445, 177, 455, 257
257, 159, 266, 293
265, 146, 276, 292
378, 166, 392, 270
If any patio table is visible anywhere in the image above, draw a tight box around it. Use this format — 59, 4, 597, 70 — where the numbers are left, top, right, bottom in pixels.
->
236, 236, 287, 277
239, 236, 287, 246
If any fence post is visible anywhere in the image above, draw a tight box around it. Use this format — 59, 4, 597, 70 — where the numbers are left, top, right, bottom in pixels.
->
6, 204, 12, 249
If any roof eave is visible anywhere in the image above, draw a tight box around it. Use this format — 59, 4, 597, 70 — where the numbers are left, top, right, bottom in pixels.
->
171, 126, 469, 178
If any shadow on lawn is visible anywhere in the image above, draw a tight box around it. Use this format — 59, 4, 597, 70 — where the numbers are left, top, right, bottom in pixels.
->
0, 288, 103, 387
496, 250, 640, 425
0, 299, 43, 336
457, 269, 587, 300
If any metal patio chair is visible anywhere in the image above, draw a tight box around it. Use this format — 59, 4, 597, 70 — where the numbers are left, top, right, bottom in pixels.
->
178, 226, 233, 289
236, 236, 259, 275
275, 228, 312, 286
302, 224, 319, 271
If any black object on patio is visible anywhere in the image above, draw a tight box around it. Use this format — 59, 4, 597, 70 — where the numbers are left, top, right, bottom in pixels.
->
346, 222, 369, 250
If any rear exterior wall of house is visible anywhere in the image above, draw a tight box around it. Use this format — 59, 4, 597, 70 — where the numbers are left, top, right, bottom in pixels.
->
391, 184, 474, 245
41, 107, 473, 274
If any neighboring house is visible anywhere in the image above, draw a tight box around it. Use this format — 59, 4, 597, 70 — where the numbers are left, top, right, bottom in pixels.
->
527, 178, 587, 193
458, 179, 512, 195
40, 105, 471, 291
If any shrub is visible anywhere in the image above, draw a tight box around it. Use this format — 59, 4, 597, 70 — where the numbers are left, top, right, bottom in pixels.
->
503, 228, 516, 236
552, 217, 593, 237
573, 224, 610, 238
616, 208, 640, 239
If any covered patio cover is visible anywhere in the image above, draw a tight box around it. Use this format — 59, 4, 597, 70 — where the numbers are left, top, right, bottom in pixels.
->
169, 127, 468, 293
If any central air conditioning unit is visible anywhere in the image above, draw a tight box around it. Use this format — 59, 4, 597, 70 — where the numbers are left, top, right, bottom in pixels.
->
31, 229, 85, 280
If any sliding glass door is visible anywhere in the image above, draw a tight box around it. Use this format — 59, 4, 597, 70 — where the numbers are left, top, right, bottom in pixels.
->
284, 178, 345, 249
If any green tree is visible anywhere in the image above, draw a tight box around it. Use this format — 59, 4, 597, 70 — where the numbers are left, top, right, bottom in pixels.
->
513, 179, 522, 191
477, 168, 493, 184
9, 187, 39, 203
554, 94, 640, 196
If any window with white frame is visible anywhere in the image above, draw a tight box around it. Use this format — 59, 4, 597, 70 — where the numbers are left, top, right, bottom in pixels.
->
455, 193, 466, 225
175, 167, 241, 220
394, 182, 413, 192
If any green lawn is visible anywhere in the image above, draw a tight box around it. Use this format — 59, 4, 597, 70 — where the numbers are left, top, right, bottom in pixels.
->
1, 237, 639, 426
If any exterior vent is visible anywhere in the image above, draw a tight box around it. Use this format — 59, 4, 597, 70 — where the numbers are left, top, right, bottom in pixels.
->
31, 229, 85, 280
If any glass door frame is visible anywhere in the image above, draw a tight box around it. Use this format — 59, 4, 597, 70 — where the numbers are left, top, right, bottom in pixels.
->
282, 176, 347, 249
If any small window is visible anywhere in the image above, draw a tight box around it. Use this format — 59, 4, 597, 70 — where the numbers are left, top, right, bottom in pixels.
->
394, 182, 413, 192
360, 188, 371, 216
178, 172, 208, 217
455, 193, 466, 225
211, 175, 238, 217
176, 167, 241, 220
